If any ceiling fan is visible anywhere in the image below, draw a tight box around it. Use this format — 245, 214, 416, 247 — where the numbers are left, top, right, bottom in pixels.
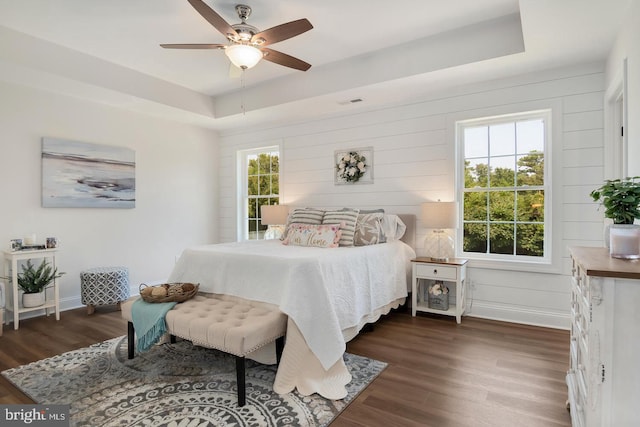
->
161, 0, 313, 71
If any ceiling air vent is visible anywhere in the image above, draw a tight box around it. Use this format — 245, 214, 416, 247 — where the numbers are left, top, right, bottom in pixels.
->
338, 98, 364, 106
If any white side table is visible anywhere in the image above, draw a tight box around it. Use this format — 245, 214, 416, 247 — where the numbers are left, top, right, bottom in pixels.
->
2, 249, 60, 330
411, 257, 468, 323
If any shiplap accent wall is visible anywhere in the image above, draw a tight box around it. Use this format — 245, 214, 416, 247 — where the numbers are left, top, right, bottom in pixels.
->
218, 62, 606, 329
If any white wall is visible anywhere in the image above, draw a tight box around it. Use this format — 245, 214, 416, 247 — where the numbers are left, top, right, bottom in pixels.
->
606, 0, 640, 176
218, 63, 606, 329
0, 81, 219, 320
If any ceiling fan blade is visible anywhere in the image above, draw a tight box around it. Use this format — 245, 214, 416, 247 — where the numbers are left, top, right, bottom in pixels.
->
251, 19, 313, 46
187, 0, 238, 39
160, 43, 226, 49
261, 48, 311, 71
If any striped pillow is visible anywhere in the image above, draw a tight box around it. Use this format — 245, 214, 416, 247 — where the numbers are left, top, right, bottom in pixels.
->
282, 208, 325, 239
322, 208, 360, 247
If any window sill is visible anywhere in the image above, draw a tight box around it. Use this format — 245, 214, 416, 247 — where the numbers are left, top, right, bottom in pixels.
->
462, 256, 563, 275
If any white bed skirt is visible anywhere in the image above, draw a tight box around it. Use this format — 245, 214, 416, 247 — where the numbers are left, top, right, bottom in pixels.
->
267, 297, 404, 399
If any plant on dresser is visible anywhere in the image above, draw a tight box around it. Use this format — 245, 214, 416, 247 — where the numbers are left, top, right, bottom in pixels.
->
590, 176, 640, 224
590, 177, 640, 259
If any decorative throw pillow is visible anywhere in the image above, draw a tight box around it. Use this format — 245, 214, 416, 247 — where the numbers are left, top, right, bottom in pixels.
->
322, 208, 360, 247
354, 212, 385, 246
282, 208, 325, 240
382, 214, 407, 241
282, 224, 342, 248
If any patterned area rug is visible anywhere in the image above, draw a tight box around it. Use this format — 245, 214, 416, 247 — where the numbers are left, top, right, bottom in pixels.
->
2, 336, 386, 426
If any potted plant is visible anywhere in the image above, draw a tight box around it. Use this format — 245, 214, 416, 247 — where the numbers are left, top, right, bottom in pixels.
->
17, 259, 65, 307
590, 176, 640, 258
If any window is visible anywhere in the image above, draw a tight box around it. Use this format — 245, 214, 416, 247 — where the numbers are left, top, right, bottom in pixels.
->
239, 147, 280, 240
457, 110, 550, 261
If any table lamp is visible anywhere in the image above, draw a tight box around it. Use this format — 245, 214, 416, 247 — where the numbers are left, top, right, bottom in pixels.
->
260, 205, 289, 240
421, 201, 458, 261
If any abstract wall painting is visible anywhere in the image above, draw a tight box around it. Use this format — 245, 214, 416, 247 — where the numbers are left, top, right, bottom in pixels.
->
42, 138, 135, 208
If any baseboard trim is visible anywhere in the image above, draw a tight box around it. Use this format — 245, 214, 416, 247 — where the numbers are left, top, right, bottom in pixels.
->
466, 301, 570, 330
2, 284, 145, 327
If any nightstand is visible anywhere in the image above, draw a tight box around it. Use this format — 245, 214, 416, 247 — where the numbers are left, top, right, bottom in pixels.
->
411, 257, 468, 323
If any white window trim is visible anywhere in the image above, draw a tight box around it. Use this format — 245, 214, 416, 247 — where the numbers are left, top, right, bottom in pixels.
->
236, 144, 282, 241
450, 99, 563, 274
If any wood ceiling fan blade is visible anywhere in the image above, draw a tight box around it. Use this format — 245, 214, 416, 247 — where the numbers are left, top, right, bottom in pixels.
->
251, 19, 313, 46
261, 48, 311, 71
187, 0, 238, 39
160, 43, 226, 49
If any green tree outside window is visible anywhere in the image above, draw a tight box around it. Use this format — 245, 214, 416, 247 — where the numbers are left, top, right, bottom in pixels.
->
245, 151, 280, 240
461, 117, 546, 258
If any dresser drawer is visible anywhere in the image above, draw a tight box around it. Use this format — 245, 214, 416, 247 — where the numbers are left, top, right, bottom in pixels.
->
415, 264, 457, 280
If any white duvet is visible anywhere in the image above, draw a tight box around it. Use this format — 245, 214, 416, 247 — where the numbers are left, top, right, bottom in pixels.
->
168, 239, 415, 370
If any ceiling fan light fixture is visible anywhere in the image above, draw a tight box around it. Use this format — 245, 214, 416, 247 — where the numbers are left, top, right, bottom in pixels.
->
163, 1, 312, 72
225, 44, 263, 69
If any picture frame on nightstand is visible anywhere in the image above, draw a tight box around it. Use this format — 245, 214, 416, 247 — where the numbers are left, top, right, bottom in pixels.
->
10, 239, 22, 252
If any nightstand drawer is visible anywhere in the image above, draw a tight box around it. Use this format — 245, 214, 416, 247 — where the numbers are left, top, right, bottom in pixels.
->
415, 264, 457, 280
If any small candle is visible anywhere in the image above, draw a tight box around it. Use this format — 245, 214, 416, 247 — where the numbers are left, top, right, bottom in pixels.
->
24, 234, 36, 246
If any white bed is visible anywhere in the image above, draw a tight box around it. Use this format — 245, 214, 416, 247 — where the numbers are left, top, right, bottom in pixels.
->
168, 214, 416, 399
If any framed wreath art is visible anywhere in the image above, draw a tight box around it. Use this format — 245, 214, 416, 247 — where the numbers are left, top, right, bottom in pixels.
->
334, 147, 373, 184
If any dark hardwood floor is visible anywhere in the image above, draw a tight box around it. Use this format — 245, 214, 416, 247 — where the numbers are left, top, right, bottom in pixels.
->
0, 307, 571, 427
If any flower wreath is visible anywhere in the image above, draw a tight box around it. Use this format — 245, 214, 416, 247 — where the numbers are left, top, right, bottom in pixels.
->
336, 151, 367, 183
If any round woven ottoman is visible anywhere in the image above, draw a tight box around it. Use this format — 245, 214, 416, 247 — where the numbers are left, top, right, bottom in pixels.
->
80, 266, 130, 315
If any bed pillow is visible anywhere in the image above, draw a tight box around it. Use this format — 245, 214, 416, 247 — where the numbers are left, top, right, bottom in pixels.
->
282, 208, 325, 240
354, 212, 385, 246
322, 208, 360, 247
382, 214, 407, 241
282, 224, 342, 248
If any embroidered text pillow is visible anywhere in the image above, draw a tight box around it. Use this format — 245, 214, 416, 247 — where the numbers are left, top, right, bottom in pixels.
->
282, 224, 342, 248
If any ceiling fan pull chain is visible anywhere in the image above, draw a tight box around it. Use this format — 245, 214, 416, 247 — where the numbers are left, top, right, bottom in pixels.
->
241, 69, 246, 115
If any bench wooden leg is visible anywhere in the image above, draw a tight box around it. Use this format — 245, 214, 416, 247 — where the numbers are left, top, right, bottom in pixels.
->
275, 336, 284, 365
87, 304, 95, 315
127, 321, 135, 359
235, 356, 246, 407
170, 334, 176, 344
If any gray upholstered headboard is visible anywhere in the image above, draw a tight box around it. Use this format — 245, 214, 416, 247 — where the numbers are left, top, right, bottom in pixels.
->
397, 213, 416, 249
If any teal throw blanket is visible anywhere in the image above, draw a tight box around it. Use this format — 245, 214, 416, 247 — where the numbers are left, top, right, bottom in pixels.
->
131, 299, 177, 352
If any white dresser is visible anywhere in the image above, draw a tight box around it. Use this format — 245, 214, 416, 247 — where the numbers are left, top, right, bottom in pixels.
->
567, 247, 640, 427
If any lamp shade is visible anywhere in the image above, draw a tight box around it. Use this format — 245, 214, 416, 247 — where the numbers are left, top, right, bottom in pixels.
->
421, 201, 458, 229
225, 44, 263, 69
261, 205, 289, 225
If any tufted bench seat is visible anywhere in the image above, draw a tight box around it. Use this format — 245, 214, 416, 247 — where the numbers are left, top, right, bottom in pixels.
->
121, 293, 287, 406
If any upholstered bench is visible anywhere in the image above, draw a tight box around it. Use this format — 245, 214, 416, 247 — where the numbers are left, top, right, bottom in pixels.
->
80, 266, 130, 314
121, 293, 287, 407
